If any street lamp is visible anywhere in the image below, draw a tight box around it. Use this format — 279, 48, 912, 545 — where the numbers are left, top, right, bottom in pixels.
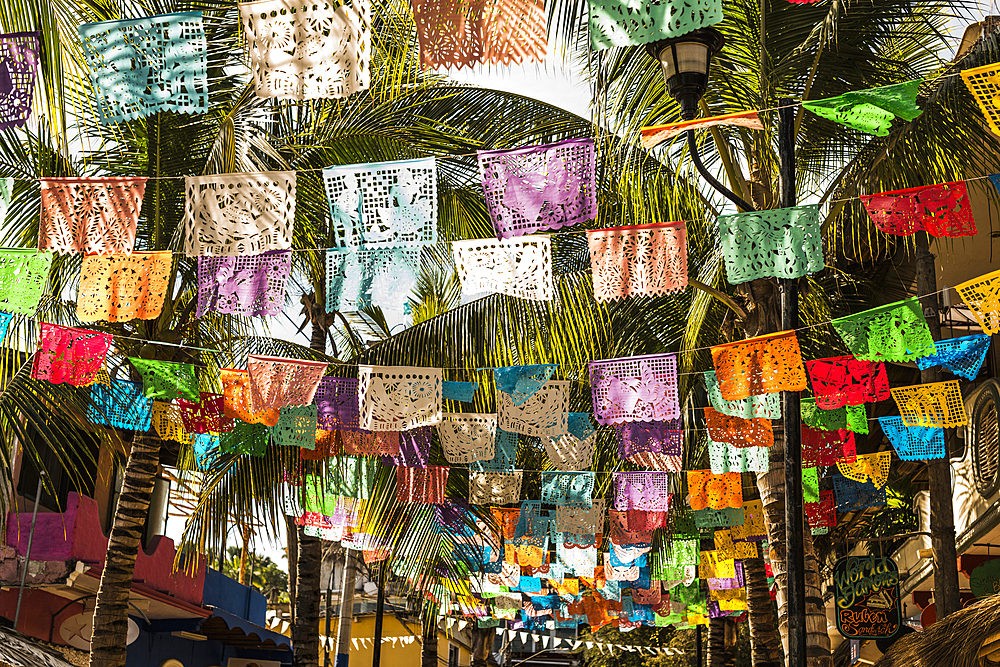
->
646, 28, 725, 121
646, 30, 808, 667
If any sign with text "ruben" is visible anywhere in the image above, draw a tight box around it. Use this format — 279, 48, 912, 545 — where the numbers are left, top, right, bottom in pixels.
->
833, 555, 901, 639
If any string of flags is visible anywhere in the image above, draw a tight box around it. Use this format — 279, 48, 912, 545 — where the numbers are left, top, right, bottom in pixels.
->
4, 0, 1000, 643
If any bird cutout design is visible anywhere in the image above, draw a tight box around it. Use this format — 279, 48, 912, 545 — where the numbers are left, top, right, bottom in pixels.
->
599, 361, 672, 418
373, 168, 431, 243
331, 173, 361, 244
502, 149, 581, 224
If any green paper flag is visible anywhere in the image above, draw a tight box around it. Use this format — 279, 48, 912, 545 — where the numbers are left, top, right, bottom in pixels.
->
802, 80, 924, 136
128, 357, 200, 401
801, 399, 869, 434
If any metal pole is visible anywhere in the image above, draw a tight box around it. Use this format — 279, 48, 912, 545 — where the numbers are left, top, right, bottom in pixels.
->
778, 97, 806, 667
695, 623, 702, 667
14, 477, 44, 629
372, 561, 386, 667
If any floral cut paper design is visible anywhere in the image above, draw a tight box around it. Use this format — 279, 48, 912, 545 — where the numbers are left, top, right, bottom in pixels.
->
39, 178, 146, 256
197, 250, 291, 318
453, 236, 553, 301
32, 323, 111, 386
0, 32, 39, 132
240, 0, 370, 100
589, 353, 680, 425
588, 0, 723, 50
78, 251, 171, 322
358, 365, 442, 431
710, 330, 807, 401
587, 222, 687, 301
861, 181, 975, 237
0, 249, 52, 316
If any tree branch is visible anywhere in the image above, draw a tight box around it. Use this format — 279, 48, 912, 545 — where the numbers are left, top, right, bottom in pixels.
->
688, 278, 749, 321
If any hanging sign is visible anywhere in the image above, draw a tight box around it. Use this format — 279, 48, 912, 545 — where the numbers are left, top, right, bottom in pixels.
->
833, 556, 901, 639
970, 558, 1000, 599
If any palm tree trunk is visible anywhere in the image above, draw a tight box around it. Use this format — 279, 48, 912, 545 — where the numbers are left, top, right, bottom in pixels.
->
743, 556, 782, 667
334, 549, 358, 665
287, 514, 298, 626
421, 618, 438, 667
470, 626, 492, 667
708, 616, 732, 667
756, 424, 831, 667
88, 434, 159, 667
294, 525, 322, 667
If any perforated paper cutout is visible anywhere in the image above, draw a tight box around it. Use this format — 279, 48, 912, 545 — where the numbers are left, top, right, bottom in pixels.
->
613, 471, 672, 512
545, 432, 597, 471
802, 80, 923, 136
879, 416, 945, 461
639, 111, 763, 149
443, 381, 478, 402
831, 298, 936, 363
221, 420, 268, 457
32, 323, 111, 386
314, 376, 360, 431
687, 470, 742, 510
805, 356, 890, 408
589, 353, 680, 425
381, 427, 431, 467
177, 392, 232, 434
469, 470, 523, 505
128, 357, 199, 401
589, 0, 722, 50
248, 354, 327, 411
152, 401, 191, 444
891, 380, 967, 428
192, 433, 219, 470
0, 32, 39, 132
39, 177, 145, 256
453, 236, 553, 301
692, 507, 743, 530
495, 364, 557, 406
79, 13, 207, 124
478, 139, 596, 239
197, 250, 291, 318
587, 221, 687, 301
342, 430, 400, 455
836, 451, 891, 488
240, 0, 370, 100
704, 370, 781, 420
221, 369, 280, 426
714, 531, 756, 561
710, 330, 807, 401
541, 471, 595, 507
704, 407, 773, 448
802, 426, 856, 468
78, 251, 171, 322
268, 404, 318, 448
805, 490, 836, 530
89, 380, 152, 430
326, 247, 421, 329
916, 334, 991, 380
184, 172, 295, 257
497, 380, 568, 436
556, 500, 605, 534
358, 365, 442, 431
0, 249, 52, 315
412, 0, 546, 69
396, 466, 451, 503
708, 440, 769, 474
613, 420, 683, 458
439, 413, 496, 463
861, 181, 975, 237
730, 500, 767, 542
801, 399, 868, 434
962, 63, 1000, 137
718, 205, 823, 284
958, 269, 1000, 335
323, 158, 436, 248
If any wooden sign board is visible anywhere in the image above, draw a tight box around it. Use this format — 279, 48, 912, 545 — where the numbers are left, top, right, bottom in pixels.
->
970, 559, 1000, 599
833, 555, 901, 639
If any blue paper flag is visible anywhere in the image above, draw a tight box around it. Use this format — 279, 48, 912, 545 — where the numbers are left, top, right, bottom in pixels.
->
443, 380, 479, 402
88, 380, 152, 431
916, 334, 990, 380
879, 416, 946, 461
495, 364, 558, 405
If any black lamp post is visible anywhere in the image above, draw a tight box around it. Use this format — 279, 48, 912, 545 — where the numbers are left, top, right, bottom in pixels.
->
647, 33, 807, 667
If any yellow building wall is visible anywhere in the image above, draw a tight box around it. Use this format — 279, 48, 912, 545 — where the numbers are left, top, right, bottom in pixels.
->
317, 614, 470, 667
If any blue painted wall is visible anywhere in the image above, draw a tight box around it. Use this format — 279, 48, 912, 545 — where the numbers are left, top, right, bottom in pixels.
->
202, 567, 267, 625
126, 623, 291, 667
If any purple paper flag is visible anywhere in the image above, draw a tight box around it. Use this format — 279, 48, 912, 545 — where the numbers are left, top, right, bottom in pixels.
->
314, 377, 361, 431
613, 471, 673, 512
478, 138, 597, 239
613, 419, 682, 457
0, 33, 39, 132
708, 561, 744, 590
381, 427, 432, 468
197, 250, 292, 318
589, 353, 680, 425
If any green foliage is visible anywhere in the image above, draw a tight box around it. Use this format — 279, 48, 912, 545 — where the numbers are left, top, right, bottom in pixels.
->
221, 546, 290, 603
580, 625, 695, 667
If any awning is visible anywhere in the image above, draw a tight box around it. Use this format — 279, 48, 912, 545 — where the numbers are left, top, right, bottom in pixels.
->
196, 607, 293, 651
0, 628, 76, 667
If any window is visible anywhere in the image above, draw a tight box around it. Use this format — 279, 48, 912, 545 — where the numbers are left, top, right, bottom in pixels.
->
448, 644, 459, 667
972, 382, 1000, 496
